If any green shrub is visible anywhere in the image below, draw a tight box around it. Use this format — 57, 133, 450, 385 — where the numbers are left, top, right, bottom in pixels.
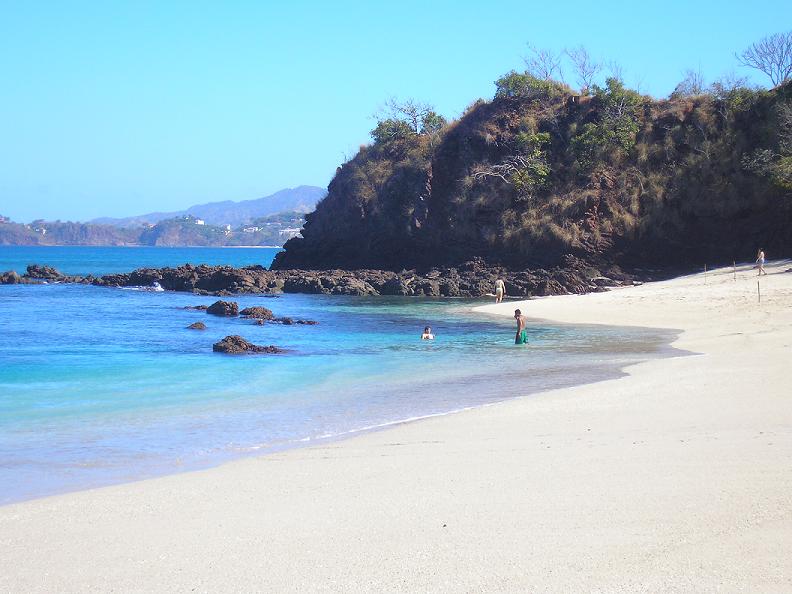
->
370, 119, 414, 144
494, 71, 569, 101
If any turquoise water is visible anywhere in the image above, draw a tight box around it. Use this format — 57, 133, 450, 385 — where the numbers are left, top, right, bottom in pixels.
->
0, 245, 280, 276
0, 247, 676, 504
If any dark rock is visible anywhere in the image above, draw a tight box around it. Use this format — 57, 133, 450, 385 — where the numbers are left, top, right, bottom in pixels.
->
0, 270, 23, 284
380, 276, 413, 296
206, 300, 239, 316
187, 322, 206, 330
25, 264, 64, 280
414, 279, 440, 297
184, 305, 208, 311
239, 306, 274, 320
283, 276, 326, 294
212, 335, 284, 354
34, 259, 622, 300
272, 317, 318, 325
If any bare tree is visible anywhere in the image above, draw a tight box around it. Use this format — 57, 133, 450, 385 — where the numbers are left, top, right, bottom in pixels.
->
383, 98, 432, 133
565, 45, 601, 94
523, 43, 562, 81
473, 155, 545, 184
671, 68, 706, 97
710, 71, 750, 120
736, 31, 792, 87
710, 71, 748, 96
606, 60, 624, 83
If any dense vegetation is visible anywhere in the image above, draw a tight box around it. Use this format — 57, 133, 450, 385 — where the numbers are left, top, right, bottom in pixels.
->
274, 49, 792, 271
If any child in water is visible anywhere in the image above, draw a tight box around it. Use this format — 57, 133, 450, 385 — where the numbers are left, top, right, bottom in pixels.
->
421, 326, 435, 340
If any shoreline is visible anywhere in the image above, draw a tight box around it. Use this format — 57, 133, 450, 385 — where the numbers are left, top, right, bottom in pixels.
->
1, 320, 678, 507
1, 261, 790, 591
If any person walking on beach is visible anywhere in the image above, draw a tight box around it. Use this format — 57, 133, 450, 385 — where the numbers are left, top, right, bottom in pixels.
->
514, 309, 527, 345
494, 278, 505, 303
756, 249, 767, 276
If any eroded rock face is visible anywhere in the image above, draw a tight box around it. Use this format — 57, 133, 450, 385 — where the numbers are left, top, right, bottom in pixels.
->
239, 306, 274, 320
187, 322, 206, 330
206, 300, 239, 316
212, 335, 284, 354
25, 265, 64, 280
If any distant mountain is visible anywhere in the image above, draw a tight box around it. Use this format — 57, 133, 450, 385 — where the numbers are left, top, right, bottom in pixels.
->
0, 211, 308, 247
92, 185, 326, 228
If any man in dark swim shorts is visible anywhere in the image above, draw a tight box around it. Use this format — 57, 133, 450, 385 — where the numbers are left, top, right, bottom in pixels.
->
514, 309, 527, 344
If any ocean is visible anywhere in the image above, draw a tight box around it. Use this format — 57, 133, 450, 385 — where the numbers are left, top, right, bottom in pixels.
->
0, 246, 676, 504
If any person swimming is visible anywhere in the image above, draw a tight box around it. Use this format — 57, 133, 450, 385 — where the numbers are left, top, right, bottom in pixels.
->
514, 309, 527, 344
421, 326, 435, 340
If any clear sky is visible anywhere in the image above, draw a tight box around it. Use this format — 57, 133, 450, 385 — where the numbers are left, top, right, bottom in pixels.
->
1, 0, 789, 222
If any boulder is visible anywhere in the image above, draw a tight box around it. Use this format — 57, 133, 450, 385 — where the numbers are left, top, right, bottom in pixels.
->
24, 264, 64, 280
380, 276, 413, 296
212, 335, 284, 354
271, 317, 318, 325
239, 306, 274, 320
187, 322, 206, 330
329, 277, 377, 296
206, 300, 239, 316
0, 270, 22, 284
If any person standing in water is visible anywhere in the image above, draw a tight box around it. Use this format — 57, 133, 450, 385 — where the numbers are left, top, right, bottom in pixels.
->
421, 326, 435, 340
756, 249, 767, 276
514, 309, 527, 344
494, 278, 506, 304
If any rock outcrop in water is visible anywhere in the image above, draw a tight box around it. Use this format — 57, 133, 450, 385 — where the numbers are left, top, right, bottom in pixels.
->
24, 264, 65, 280
240, 306, 274, 320
0, 270, 24, 284
212, 335, 284, 354
187, 322, 206, 330
206, 300, 239, 316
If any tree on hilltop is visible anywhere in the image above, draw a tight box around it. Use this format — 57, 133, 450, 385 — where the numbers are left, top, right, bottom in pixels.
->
371, 98, 447, 144
737, 31, 792, 87
523, 43, 563, 81
565, 45, 602, 94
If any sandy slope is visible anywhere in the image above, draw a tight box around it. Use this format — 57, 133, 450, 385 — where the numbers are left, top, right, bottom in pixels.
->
1, 262, 791, 593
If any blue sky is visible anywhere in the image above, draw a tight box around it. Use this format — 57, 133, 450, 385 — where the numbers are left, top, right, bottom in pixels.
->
1, 0, 789, 222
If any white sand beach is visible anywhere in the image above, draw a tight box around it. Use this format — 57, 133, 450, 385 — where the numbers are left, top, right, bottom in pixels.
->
1, 261, 791, 593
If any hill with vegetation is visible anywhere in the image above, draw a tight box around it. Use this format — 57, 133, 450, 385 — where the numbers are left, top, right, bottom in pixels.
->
273, 41, 792, 271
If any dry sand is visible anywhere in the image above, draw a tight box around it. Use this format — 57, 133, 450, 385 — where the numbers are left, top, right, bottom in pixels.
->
1, 261, 791, 593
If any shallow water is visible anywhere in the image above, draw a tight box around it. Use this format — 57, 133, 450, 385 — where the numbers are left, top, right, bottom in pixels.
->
0, 247, 678, 504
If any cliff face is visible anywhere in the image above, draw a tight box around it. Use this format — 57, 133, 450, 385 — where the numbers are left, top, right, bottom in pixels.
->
273, 81, 792, 271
